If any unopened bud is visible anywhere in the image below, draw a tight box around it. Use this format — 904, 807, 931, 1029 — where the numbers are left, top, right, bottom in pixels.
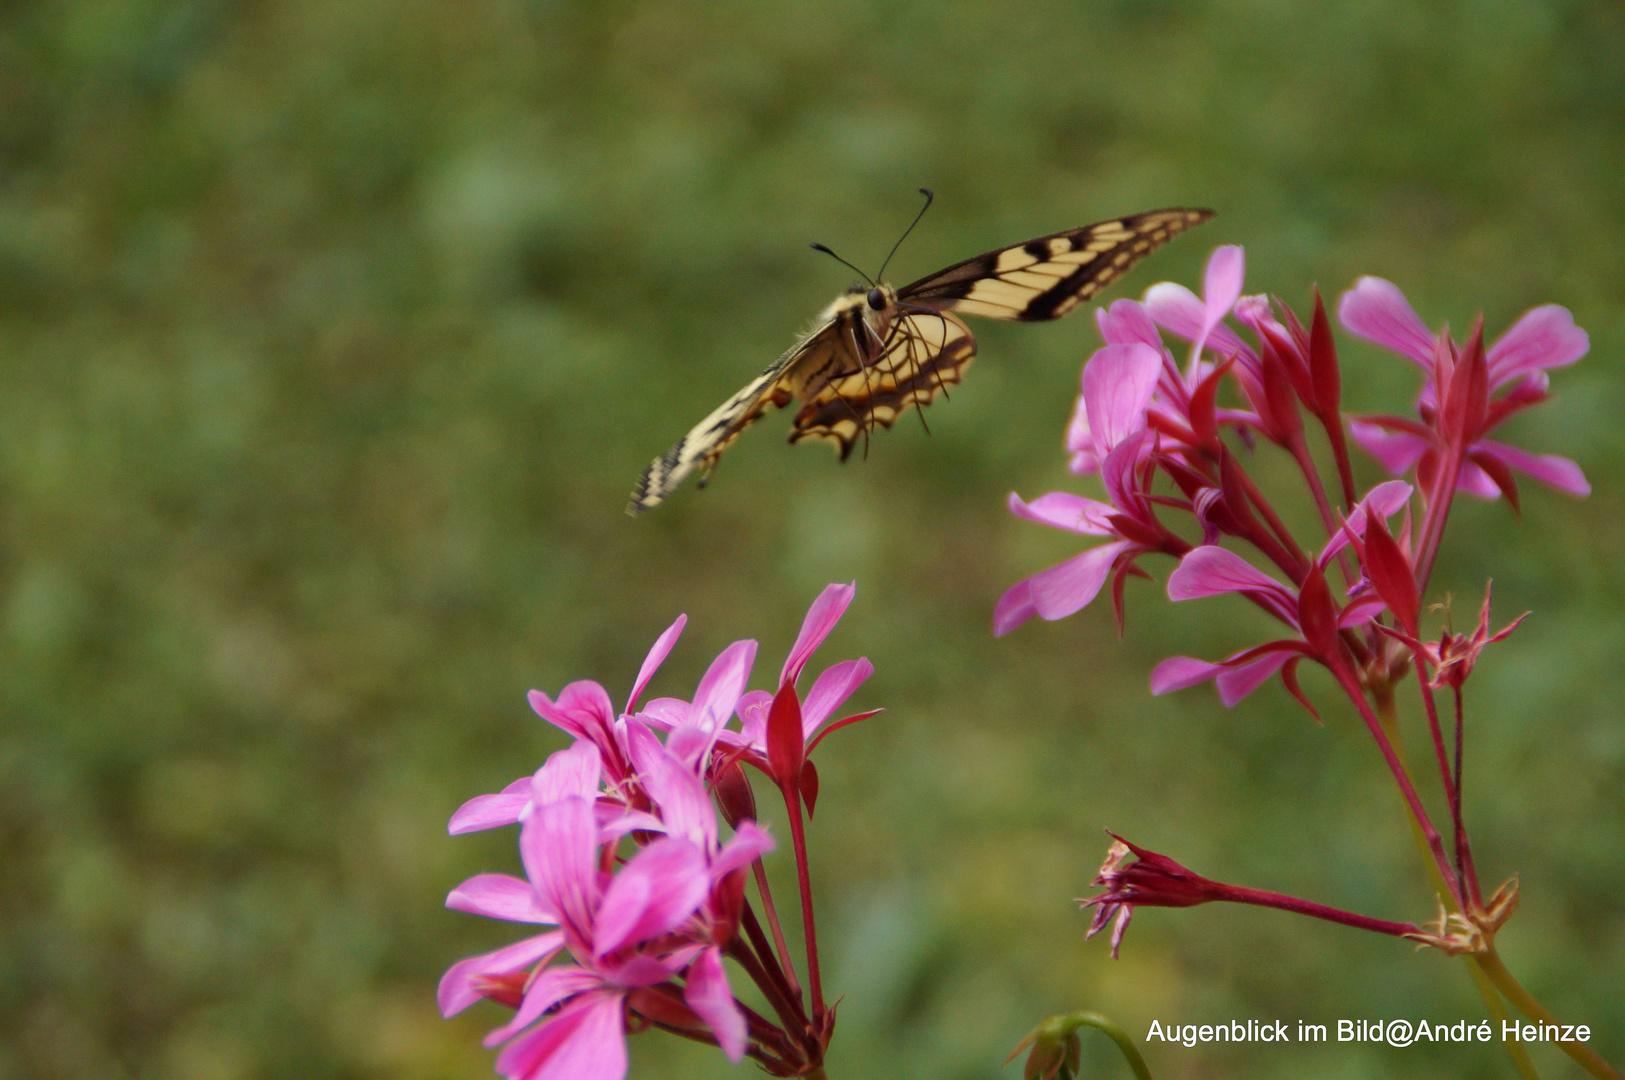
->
712, 757, 757, 829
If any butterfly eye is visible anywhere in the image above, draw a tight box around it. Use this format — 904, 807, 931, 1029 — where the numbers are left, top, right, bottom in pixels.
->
866, 288, 887, 311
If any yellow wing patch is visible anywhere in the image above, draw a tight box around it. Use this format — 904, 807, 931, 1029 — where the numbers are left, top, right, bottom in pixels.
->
789, 310, 976, 459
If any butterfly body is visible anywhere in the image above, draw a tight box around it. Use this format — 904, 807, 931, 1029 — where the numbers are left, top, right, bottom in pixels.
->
628, 207, 1212, 514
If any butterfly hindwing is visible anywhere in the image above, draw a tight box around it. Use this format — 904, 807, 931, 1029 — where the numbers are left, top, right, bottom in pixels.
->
789, 309, 976, 459
899, 208, 1214, 322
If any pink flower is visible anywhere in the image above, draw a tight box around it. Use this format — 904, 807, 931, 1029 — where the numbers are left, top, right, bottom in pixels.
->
1338, 277, 1590, 502
443, 753, 772, 1080
1149, 483, 1411, 712
997, 428, 1193, 637
717, 584, 871, 751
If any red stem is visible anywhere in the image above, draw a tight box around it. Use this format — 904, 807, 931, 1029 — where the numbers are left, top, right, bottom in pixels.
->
1413, 666, 1460, 827
1235, 466, 1311, 579
748, 859, 802, 1002
739, 899, 806, 1025
780, 784, 825, 1020
1414, 441, 1464, 592
1330, 657, 1463, 906
1289, 433, 1358, 588
1318, 408, 1358, 511
725, 937, 816, 1058
1452, 687, 1484, 907
1218, 882, 1420, 938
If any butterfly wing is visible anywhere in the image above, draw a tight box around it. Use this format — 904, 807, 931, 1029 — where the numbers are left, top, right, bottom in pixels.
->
788, 308, 976, 460
627, 317, 853, 514
899, 208, 1213, 322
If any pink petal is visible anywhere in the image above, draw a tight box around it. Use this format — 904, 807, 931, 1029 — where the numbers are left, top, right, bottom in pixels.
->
627, 737, 715, 848
1095, 298, 1163, 349
733, 689, 772, 749
1474, 439, 1590, 497
485, 964, 605, 1048
1029, 541, 1132, 622
532, 741, 602, 807
1349, 419, 1431, 477
1455, 459, 1505, 499
1083, 343, 1163, 451
992, 578, 1038, 637
448, 873, 556, 924
801, 657, 873, 734
597, 806, 666, 839
593, 838, 708, 958
691, 639, 758, 736
1150, 655, 1225, 695
493, 988, 627, 1080
1143, 281, 1252, 362
781, 582, 856, 687
712, 820, 775, 878
1338, 277, 1435, 367
1487, 305, 1588, 387
1193, 245, 1245, 356
522, 798, 601, 941
633, 697, 689, 731
627, 615, 686, 714
1320, 480, 1413, 564
1008, 491, 1116, 535
437, 931, 565, 1017
1141, 282, 1205, 340
1099, 427, 1151, 511
684, 947, 747, 1062
1338, 594, 1388, 628
1167, 545, 1287, 601
1215, 652, 1290, 706
530, 681, 618, 749
449, 791, 532, 835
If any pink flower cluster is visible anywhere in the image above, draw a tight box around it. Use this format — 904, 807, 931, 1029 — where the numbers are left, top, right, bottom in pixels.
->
998, 245, 1588, 959
439, 584, 877, 1080
999, 245, 1587, 712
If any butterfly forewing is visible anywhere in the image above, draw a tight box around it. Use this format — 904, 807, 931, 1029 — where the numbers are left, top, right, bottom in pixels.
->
627, 320, 847, 513
900, 208, 1214, 322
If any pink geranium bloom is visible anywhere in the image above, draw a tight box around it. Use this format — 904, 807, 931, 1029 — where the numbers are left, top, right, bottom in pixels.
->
443, 767, 772, 1080
997, 426, 1192, 637
1149, 482, 1411, 710
449, 615, 693, 836
1338, 277, 1590, 501
678, 582, 879, 770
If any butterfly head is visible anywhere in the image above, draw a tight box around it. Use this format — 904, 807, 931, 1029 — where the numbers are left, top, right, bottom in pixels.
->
831, 282, 899, 342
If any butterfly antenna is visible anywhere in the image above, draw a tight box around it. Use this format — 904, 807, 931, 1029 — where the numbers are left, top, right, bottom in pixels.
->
809, 242, 874, 287
875, 187, 934, 282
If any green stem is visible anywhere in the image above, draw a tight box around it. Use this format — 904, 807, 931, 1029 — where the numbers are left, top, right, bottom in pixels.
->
1067, 1012, 1153, 1080
1477, 948, 1623, 1080
1374, 695, 1542, 1080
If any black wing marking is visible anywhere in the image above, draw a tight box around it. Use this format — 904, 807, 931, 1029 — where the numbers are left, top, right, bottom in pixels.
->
789, 309, 976, 460
899, 208, 1214, 322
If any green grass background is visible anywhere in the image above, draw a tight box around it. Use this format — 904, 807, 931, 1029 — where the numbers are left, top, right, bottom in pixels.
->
1, 1, 1621, 1078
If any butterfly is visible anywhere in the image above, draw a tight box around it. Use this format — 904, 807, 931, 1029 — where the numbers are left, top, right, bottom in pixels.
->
627, 195, 1212, 514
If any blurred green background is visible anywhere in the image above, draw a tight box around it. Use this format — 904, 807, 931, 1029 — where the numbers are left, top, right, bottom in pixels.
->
2, 1, 1621, 1078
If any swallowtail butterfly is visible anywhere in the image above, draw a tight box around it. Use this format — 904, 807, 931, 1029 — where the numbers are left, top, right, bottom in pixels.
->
628, 198, 1211, 514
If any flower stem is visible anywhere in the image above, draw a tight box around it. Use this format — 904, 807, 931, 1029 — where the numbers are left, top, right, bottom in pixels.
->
1064, 1012, 1154, 1080
1375, 696, 1544, 1080
748, 860, 804, 1002
1337, 669, 1461, 903
780, 785, 825, 1019
1218, 883, 1418, 937
1477, 948, 1623, 1080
